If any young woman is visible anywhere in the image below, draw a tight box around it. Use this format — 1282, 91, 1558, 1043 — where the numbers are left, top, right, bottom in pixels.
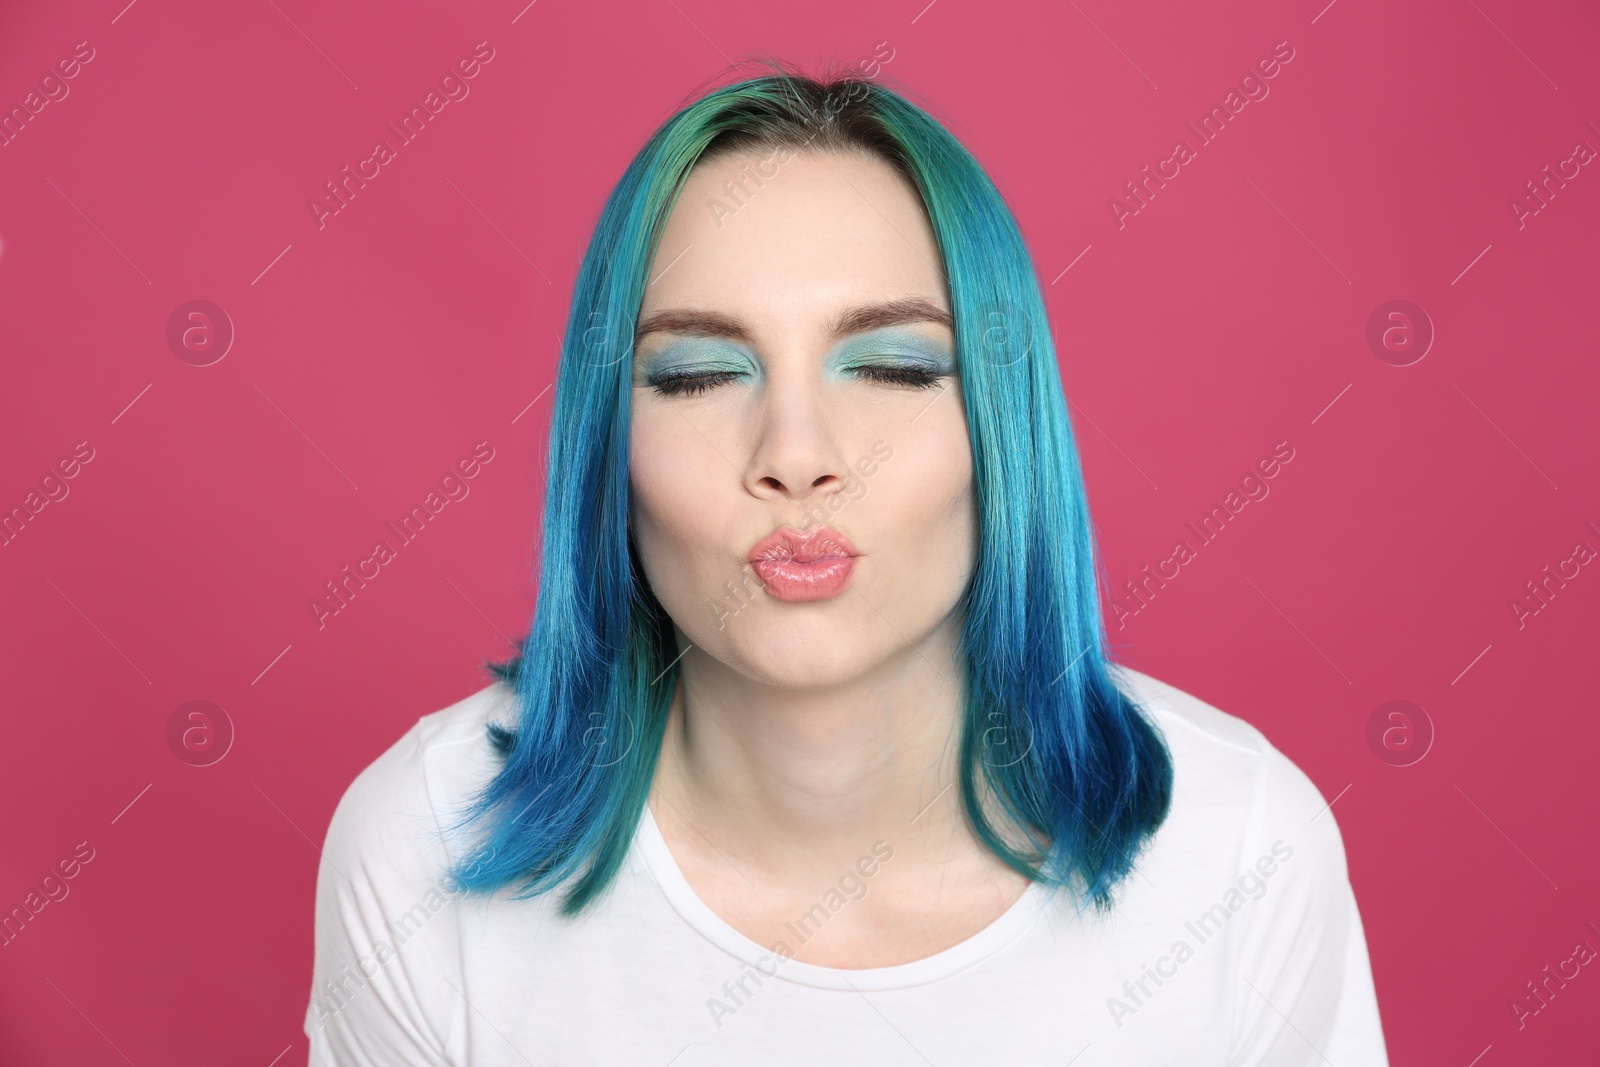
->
305, 67, 1388, 1065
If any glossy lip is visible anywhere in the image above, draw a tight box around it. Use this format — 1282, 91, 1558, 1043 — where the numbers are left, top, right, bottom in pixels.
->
745, 525, 860, 603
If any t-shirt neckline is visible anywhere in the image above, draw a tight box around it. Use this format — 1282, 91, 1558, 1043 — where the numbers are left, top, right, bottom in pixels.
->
634, 801, 1051, 992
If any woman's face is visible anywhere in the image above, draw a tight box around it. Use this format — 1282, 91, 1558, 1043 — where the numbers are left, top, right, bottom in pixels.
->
628, 147, 977, 689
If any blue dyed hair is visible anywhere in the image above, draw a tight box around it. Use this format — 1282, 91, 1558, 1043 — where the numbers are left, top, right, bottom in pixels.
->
441, 62, 1172, 917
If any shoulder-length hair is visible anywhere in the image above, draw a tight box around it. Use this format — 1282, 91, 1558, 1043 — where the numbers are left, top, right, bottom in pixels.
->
440, 62, 1172, 917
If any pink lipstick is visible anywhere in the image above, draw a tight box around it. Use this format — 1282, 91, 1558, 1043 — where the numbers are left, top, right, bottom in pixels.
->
745, 525, 859, 602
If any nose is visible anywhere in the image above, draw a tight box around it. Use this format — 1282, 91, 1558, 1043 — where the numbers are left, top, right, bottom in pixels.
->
743, 389, 850, 508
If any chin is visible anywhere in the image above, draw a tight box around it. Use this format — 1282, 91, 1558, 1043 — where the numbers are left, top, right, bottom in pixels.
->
734, 649, 880, 691
715, 614, 889, 690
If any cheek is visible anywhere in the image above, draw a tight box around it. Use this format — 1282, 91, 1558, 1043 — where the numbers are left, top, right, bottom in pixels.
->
628, 409, 736, 604
871, 420, 977, 583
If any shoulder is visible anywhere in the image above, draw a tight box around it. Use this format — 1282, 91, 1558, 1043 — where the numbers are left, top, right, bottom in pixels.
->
1111, 662, 1288, 767
1109, 664, 1348, 883
322, 682, 517, 876
306, 684, 519, 1060
1106, 667, 1387, 1060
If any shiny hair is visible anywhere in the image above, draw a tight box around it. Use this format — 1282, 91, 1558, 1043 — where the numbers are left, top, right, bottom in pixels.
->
441, 62, 1173, 916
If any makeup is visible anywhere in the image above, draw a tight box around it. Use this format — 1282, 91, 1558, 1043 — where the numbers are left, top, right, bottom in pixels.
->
638, 337, 759, 396
826, 326, 956, 383
745, 524, 860, 602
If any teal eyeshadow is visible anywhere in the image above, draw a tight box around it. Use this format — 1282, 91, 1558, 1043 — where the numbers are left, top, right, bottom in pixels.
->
638, 327, 957, 382
826, 327, 957, 378
638, 338, 759, 381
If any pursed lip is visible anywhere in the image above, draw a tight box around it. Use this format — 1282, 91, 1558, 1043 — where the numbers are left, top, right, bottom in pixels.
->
744, 525, 861, 603
745, 524, 860, 565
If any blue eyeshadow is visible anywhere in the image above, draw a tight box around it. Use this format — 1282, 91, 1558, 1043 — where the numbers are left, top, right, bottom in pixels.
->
636, 325, 957, 384
827, 327, 957, 377
638, 338, 758, 380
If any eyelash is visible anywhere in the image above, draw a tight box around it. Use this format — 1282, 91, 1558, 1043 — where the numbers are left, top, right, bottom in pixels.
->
649, 371, 742, 397
648, 364, 947, 397
855, 365, 945, 390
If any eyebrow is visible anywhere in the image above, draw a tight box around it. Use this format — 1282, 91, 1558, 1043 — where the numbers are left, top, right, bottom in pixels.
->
633, 297, 954, 347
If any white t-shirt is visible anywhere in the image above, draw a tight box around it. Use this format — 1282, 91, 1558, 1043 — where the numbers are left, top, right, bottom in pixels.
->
304, 667, 1388, 1065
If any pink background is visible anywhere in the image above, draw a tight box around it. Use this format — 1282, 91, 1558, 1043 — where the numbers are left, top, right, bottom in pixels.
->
2, 0, 1597, 1062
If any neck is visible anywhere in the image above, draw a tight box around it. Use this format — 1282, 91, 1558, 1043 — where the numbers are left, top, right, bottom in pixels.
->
649, 616, 972, 875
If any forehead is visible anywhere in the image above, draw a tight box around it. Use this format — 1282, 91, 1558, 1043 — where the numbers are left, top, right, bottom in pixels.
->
637, 148, 950, 337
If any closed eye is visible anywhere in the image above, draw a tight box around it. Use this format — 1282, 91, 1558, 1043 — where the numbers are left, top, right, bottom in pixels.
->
853, 364, 947, 390
645, 364, 950, 396
648, 370, 743, 397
